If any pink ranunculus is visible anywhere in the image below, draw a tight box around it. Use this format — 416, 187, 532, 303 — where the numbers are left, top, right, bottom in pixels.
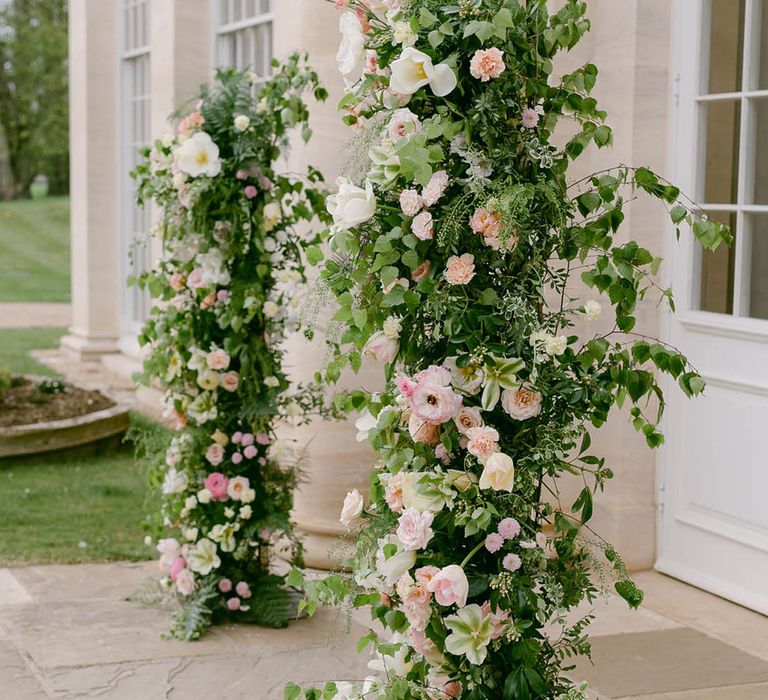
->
411, 260, 431, 283
235, 581, 252, 599
427, 564, 468, 607
204, 472, 229, 501
503, 553, 522, 572
231, 452, 243, 465
408, 414, 441, 446
466, 425, 500, 463
256, 433, 271, 445
469, 47, 506, 82
219, 578, 233, 593
232, 431, 243, 444
484, 533, 504, 553
435, 443, 452, 465
244, 185, 258, 199
169, 556, 186, 581
454, 406, 484, 435
243, 445, 257, 459
498, 517, 521, 540
258, 457, 266, 466
169, 272, 186, 291
521, 107, 540, 129
411, 380, 462, 425
186, 268, 205, 289
175, 568, 195, 596
388, 108, 421, 142
421, 170, 449, 207
241, 433, 254, 447
501, 386, 542, 420
396, 508, 435, 551
411, 211, 434, 240
205, 443, 225, 466
259, 176, 272, 190
227, 597, 241, 611
384, 472, 405, 513
444, 253, 476, 285
236, 169, 249, 180
364, 330, 399, 364
399, 188, 423, 217
220, 371, 239, 392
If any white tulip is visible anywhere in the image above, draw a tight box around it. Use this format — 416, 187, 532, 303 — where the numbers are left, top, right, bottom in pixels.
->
174, 131, 221, 178
389, 47, 457, 97
326, 177, 377, 233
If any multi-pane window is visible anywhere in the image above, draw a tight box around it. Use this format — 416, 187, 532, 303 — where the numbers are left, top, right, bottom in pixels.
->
121, 0, 151, 334
695, 0, 768, 320
216, 0, 272, 79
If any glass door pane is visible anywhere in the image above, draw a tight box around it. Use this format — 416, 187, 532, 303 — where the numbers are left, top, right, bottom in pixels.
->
701, 100, 741, 204
706, 0, 746, 94
698, 211, 737, 314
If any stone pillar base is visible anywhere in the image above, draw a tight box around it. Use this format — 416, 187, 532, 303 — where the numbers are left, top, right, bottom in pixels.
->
60, 333, 120, 362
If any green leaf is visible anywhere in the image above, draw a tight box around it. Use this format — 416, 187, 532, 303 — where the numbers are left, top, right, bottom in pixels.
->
615, 579, 644, 609
304, 245, 324, 266
284, 683, 302, 700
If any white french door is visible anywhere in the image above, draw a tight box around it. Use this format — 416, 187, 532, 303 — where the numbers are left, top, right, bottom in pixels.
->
658, 0, 768, 613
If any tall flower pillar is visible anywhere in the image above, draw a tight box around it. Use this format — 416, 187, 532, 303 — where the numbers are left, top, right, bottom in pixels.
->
62, 0, 121, 359
274, 0, 378, 569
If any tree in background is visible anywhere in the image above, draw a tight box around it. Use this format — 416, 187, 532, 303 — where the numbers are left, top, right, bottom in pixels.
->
0, 0, 69, 198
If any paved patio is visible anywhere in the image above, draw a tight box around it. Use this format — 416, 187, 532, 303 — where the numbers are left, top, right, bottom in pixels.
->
0, 563, 765, 699
0, 304, 71, 329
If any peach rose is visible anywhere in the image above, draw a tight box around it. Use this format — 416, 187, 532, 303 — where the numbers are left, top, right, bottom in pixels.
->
220, 371, 239, 392
466, 426, 500, 463
411, 211, 434, 240
454, 406, 483, 435
408, 414, 441, 446
400, 188, 423, 217
411, 260, 431, 282
421, 170, 449, 207
206, 348, 230, 370
501, 386, 542, 420
469, 47, 506, 82
444, 253, 476, 285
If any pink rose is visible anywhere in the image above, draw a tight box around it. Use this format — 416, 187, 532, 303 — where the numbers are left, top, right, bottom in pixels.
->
411, 211, 434, 240
227, 597, 241, 611
204, 472, 229, 501
498, 517, 521, 540
388, 108, 421, 141
219, 578, 233, 593
220, 371, 239, 392
231, 452, 243, 465
241, 433, 254, 446
414, 566, 440, 587
469, 47, 506, 82
414, 365, 452, 386
384, 472, 405, 513
205, 443, 225, 466
408, 414, 441, 446
256, 433, 271, 445
408, 628, 438, 656
444, 253, 476, 285
411, 260, 431, 282
232, 432, 243, 444
169, 556, 186, 581
396, 508, 435, 551
521, 107, 540, 129
244, 185, 258, 199
397, 574, 432, 631
466, 426, 500, 463
244, 445, 257, 459
364, 330, 399, 364
175, 568, 195, 596
427, 564, 468, 607
206, 349, 230, 370
421, 170, 449, 207
485, 533, 504, 553
178, 110, 204, 136
435, 443, 452, 465
454, 406, 483, 435
503, 553, 522, 572
186, 268, 205, 289
169, 272, 186, 291
399, 188, 423, 217
235, 581, 252, 599
501, 387, 542, 420
411, 380, 462, 425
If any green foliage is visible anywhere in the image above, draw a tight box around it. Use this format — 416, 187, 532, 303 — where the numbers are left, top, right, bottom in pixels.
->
0, 0, 69, 197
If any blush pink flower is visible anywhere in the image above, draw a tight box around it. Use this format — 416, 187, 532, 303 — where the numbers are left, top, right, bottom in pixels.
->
421, 170, 449, 207
469, 47, 506, 82
396, 508, 435, 551
231, 452, 243, 465
241, 433, 254, 446
364, 330, 399, 364
204, 472, 229, 501
205, 443, 225, 466
411, 380, 462, 425
481, 600, 512, 640
408, 414, 441, 446
206, 348, 230, 370
411, 211, 434, 240
220, 371, 239, 392
186, 268, 205, 289
384, 472, 405, 513
503, 553, 522, 572
435, 443, 452, 465
427, 564, 468, 607
521, 107, 540, 129
169, 556, 186, 582
175, 569, 195, 596
219, 578, 232, 593
498, 517, 521, 540
444, 253, 476, 285
169, 272, 186, 291
396, 373, 417, 399
388, 108, 421, 141
365, 49, 379, 73
411, 260, 431, 283
178, 111, 205, 136
454, 406, 483, 435
227, 476, 251, 501
399, 188, 423, 217
466, 425, 500, 463
244, 185, 258, 199
414, 565, 440, 587
501, 386, 542, 420
235, 581, 252, 599
485, 533, 504, 553
226, 597, 241, 611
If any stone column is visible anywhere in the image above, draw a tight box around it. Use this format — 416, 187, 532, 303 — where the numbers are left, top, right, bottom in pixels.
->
273, 1, 379, 569
61, 0, 121, 360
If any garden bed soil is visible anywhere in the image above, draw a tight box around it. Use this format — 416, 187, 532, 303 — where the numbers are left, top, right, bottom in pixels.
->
0, 378, 115, 428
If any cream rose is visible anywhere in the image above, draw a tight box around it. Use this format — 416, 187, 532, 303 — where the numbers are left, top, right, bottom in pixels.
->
340, 489, 364, 527
501, 387, 542, 420
206, 348, 230, 370
220, 371, 239, 392
454, 406, 484, 435
327, 177, 377, 233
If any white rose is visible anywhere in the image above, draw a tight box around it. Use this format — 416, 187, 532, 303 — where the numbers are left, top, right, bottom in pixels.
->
584, 300, 602, 321
234, 114, 250, 131
327, 177, 377, 233
174, 131, 222, 178
479, 452, 516, 492
240, 488, 256, 504
263, 301, 279, 318
264, 376, 280, 388
544, 334, 568, 356
197, 488, 212, 504
389, 47, 457, 97
337, 11, 366, 86
355, 409, 379, 442
340, 489, 364, 527
263, 201, 282, 232
392, 21, 417, 46
239, 505, 253, 520
162, 468, 188, 495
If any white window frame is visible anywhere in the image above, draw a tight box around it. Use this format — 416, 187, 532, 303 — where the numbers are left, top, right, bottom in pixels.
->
671, 0, 768, 339
214, 0, 273, 78
118, 0, 152, 348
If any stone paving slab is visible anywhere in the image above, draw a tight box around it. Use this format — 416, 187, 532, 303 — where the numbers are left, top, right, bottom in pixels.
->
0, 304, 71, 329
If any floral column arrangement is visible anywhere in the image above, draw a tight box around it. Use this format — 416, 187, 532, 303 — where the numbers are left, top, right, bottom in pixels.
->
133, 55, 331, 640
288, 1, 730, 698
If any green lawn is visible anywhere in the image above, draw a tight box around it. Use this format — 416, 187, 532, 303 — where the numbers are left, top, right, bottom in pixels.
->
0, 196, 70, 302
0, 327, 65, 376
0, 446, 157, 566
